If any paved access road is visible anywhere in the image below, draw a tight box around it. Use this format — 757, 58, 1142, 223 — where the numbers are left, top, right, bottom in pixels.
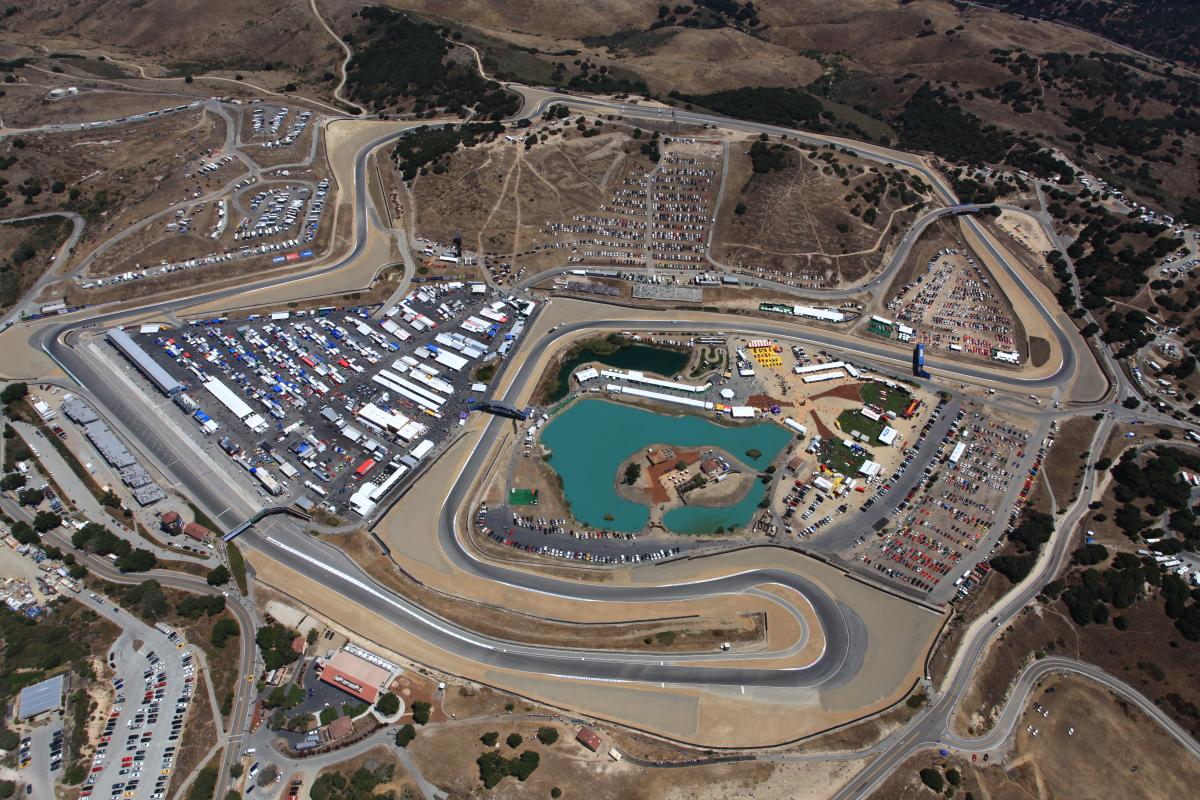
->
10, 73, 1200, 800
41, 532, 260, 800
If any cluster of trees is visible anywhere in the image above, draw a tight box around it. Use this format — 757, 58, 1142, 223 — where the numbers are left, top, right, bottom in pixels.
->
307, 764, 395, 800
8, 516, 59, 546
1, 381, 27, 408
374, 691, 400, 716
174, 594, 225, 620
748, 139, 789, 173
990, 510, 1054, 583
394, 723, 416, 747
185, 766, 218, 800
255, 623, 301, 671
896, 85, 1076, 185
651, 0, 761, 32
114, 580, 170, 621
988, 6, 1199, 68
211, 617, 238, 649
1052, 195, 1184, 315
918, 765, 962, 793
1, 604, 89, 696
686, 86, 824, 129
1110, 447, 1200, 549
345, 7, 517, 119
1049, 550, 1200, 642
206, 564, 230, 586
1052, 552, 1147, 625
390, 122, 503, 181
71, 522, 157, 573
263, 684, 305, 711
476, 749, 540, 789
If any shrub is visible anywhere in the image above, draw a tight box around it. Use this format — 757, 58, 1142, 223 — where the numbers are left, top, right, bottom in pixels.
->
211, 618, 238, 648
375, 692, 400, 716
919, 767, 944, 792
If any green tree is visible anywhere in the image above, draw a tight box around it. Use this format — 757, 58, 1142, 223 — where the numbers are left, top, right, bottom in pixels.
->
375, 692, 400, 716
211, 617, 239, 648
229, 763, 243, 779
0, 472, 27, 490
395, 723, 416, 747
507, 732, 523, 749
919, 767, 944, 792
0, 382, 28, 405
480, 731, 499, 746
255, 623, 301, 670
206, 564, 231, 586
536, 726, 559, 745
412, 700, 431, 725
9, 519, 37, 545
115, 548, 157, 573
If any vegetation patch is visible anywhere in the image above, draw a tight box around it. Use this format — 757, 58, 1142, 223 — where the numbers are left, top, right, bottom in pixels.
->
346, 6, 517, 119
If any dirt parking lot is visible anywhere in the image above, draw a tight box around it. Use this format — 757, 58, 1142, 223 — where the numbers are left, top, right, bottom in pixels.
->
874, 675, 1200, 800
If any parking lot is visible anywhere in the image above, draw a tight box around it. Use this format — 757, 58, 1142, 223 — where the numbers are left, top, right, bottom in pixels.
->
537, 139, 719, 276
855, 405, 1034, 595
779, 394, 949, 542
885, 248, 1019, 359
17, 722, 63, 800
248, 104, 313, 149
76, 592, 195, 800
117, 284, 529, 518
476, 505, 683, 565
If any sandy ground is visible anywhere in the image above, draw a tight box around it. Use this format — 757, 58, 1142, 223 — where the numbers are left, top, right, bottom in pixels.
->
874, 675, 1200, 800
0, 318, 66, 379
996, 208, 1053, 256
406, 713, 865, 800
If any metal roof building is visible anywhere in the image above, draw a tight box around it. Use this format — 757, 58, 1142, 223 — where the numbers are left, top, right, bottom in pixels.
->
318, 650, 391, 704
107, 327, 184, 395
17, 674, 66, 719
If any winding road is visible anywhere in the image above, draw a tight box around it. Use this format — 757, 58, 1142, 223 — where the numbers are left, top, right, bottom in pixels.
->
4, 74, 1198, 800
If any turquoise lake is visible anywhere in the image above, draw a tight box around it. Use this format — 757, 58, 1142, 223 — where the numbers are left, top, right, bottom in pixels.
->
538, 398, 791, 535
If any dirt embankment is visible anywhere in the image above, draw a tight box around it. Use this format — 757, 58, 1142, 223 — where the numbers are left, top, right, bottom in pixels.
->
328, 531, 765, 653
